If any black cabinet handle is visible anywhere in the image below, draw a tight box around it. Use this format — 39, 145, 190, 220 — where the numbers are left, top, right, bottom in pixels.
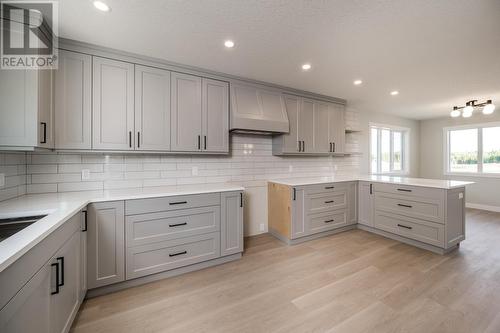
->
169, 201, 187, 206
324, 219, 335, 223
397, 224, 412, 230
57, 257, 64, 287
51, 262, 60, 295
169, 250, 187, 257
302, 141, 305, 152
40, 122, 47, 144
82, 211, 88, 232
325, 186, 335, 189
204, 136, 207, 150
329, 142, 332, 152
397, 203, 413, 208
324, 200, 334, 203
397, 188, 412, 192
137, 132, 140, 148
198, 135, 201, 150
293, 188, 296, 200
169, 222, 187, 228
332, 142, 336, 153
370, 183, 373, 195
240, 192, 243, 207
129, 131, 132, 148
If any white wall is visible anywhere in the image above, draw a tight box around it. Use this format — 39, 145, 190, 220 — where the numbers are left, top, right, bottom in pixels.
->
420, 112, 500, 209
354, 108, 420, 177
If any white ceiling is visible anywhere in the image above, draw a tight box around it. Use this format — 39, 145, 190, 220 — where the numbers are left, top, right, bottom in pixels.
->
58, 0, 500, 120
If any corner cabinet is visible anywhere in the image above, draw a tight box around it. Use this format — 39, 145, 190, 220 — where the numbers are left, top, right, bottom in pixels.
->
273, 95, 345, 156
171, 73, 229, 153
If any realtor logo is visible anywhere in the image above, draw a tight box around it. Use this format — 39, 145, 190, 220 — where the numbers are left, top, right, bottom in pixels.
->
1, 1, 58, 69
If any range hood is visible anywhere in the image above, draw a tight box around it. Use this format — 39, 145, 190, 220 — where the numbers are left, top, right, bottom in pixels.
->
230, 83, 289, 135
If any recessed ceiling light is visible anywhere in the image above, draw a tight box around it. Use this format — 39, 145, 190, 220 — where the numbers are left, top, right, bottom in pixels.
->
93, 1, 110, 12
224, 40, 235, 48
302, 63, 312, 71
354, 80, 363, 85
390, 90, 399, 96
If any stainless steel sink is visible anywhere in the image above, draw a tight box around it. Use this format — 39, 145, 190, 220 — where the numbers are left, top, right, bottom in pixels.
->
0, 215, 47, 242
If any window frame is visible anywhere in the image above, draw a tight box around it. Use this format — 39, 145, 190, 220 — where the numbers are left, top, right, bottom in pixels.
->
443, 122, 500, 178
369, 123, 410, 176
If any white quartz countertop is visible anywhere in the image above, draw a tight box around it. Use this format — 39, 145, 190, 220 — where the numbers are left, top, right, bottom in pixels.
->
0, 183, 244, 273
269, 175, 474, 189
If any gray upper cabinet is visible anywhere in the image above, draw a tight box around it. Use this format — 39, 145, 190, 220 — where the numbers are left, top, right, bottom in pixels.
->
273, 94, 300, 154
313, 100, 330, 154
202, 78, 229, 152
328, 103, 346, 154
171, 72, 202, 152
55, 50, 92, 150
87, 201, 125, 289
92, 57, 135, 150
0, 68, 54, 149
135, 65, 171, 151
221, 191, 244, 256
298, 99, 315, 153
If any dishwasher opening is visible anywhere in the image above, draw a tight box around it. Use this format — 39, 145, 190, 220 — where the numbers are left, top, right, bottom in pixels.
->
0, 215, 47, 242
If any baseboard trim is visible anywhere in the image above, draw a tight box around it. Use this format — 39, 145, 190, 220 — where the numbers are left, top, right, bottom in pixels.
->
269, 225, 357, 245
466, 203, 500, 213
85, 253, 242, 298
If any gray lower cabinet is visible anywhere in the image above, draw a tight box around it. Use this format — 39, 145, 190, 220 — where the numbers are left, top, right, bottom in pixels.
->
87, 201, 125, 289
221, 191, 244, 256
358, 181, 374, 227
0, 213, 82, 333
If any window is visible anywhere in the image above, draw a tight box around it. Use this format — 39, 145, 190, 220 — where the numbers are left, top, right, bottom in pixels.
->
445, 124, 500, 175
370, 124, 409, 175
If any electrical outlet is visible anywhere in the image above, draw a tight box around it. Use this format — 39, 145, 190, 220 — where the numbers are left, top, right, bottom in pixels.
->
259, 224, 265, 232
334, 165, 338, 171
459, 192, 464, 199
81, 169, 91, 180
192, 166, 199, 176
288, 165, 293, 173
0, 173, 5, 187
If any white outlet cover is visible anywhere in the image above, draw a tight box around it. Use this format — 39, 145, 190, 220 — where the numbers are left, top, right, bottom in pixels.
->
459, 192, 464, 199
259, 223, 265, 232
0, 173, 5, 187
192, 166, 199, 176
288, 165, 293, 173
81, 169, 91, 180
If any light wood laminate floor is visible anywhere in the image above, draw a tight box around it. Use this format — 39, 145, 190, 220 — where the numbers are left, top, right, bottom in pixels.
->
71, 209, 500, 333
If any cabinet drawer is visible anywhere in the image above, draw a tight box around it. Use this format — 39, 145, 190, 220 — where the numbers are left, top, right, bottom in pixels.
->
125, 193, 220, 215
374, 211, 445, 247
306, 191, 346, 215
375, 192, 444, 224
303, 182, 349, 195
126, 232, 220, 279
373, 183, 444, 201
126, 206, 220, 247
307, 210, 347, 234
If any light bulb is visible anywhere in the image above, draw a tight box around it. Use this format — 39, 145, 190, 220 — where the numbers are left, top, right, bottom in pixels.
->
483, 103, 495, 115
450, 110, 461, 118
463, 105, 473, 114
462, 110, 473, 118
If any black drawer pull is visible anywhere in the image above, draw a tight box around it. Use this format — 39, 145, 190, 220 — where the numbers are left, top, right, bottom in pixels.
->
169, 250, 187, 257
397, 204, 413, 208
324, 186, 335, 189
324, 219, 335, 223
40, 122, 47, 144
82, 210, 88, 232
324, 200, 334, 204
169, 201, 187, 205
240, 192, 243, 207
397, 224, 412, 230
169, 222, 187, 228
57, 257, 64, 287
397, 188, 412, 192
51, 262, 60, 295
293, 188, 296, 200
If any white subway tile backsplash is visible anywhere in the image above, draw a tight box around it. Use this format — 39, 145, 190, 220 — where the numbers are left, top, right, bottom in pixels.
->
58, 182, 103, 192
58, 163, 103, 173
27, 183, 58, 194
0, 153, 27, 202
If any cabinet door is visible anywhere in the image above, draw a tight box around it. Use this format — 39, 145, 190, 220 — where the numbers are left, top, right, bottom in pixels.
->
299, 99, 315, 153
281, 94, 301, 152
51, 230, 81, 333
55, 50, 92, 149
0, 262, 52, 333
171, 72, 202, 152
291, 187, 307, 239
37, 69, 55, 149
93, 57, 135, 150
328, 103, 346, 154
87, 201, 125, 289
135, 65, 171, 151
313, 101, 330, 153
80, 211, 88, 302
221, 191, 244, 256
347, 182, 358, 224
358, 182, 374, 227
202, 78, 229, 152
